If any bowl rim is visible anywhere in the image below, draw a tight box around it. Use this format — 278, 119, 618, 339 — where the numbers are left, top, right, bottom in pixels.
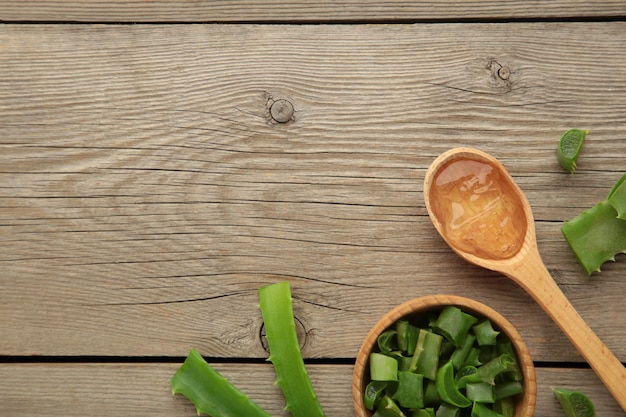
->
352, 294, 537, 417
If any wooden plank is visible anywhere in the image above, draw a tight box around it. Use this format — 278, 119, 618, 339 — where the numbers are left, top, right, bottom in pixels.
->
0, 363, 623, 416
1, 23, 626, 362
0, 1, 624, 22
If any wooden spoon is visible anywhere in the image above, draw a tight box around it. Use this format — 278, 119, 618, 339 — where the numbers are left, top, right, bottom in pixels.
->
423, 147, 626, 411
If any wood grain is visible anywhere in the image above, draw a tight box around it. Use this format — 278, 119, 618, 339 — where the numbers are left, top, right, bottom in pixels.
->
1, 23, 626, 365
0, 363, 623, 416
0, 1, 624, 22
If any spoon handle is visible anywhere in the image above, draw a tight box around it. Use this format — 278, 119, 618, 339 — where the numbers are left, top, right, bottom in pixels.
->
508, 252, 626, 411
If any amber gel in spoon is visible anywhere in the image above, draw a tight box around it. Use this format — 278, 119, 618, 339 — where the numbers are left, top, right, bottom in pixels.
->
429, 158, 527, 260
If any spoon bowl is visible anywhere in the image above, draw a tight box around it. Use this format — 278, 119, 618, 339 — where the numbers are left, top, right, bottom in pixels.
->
424, 147, 535, 269
424, 147, 626, 411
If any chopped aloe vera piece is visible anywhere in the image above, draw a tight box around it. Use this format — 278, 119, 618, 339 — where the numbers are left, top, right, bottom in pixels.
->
398, 355, 413, 372
562, 200, 626, 275
451, 333, 476, 370
557, 128, 588, 173
456, 354, 518, 387
467, 382, 496, 403
608, 172, 626, 199
472, 320, 500, 346
478, 345, 497, 364
436, 360, 471, 408
471, 401, 506, 417
373, 395, 407, 417
370, 352, 399, 381
396, 320, 411, 352
455, 365, 478, 389
412, 408, 436, 417
424, 379, 441, 406
552, 388, 596, 417
379, 330, 399, 354
562, 172, 626, 274
495, 336, 522, 382
406, 324, 420, 356
258, 281, 325, 417
608, 173, 626, 219
394, 371, 424, 409
432, 306, 478, 347
365, 381, 389, 410
494, 381, 523, 400
493, 397, 515, 417
410, 329, 443, 380
465, 347, 482, 367
436, 402, 460, 417
475, 354, 518, 385
171, 349, 271, 417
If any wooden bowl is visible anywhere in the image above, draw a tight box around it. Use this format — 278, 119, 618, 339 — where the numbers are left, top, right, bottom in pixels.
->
352, 294, 537, 417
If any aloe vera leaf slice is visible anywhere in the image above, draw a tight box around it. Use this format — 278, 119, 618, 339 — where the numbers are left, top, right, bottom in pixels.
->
370, 352, 399, 381
607, 173, 626, 219
607, 172, 626, 199
432, 306, 478, 347
258, 281, 325, 417
561, 200, 626, 275
436, 360, 471, 408
472, 320, 500, 347
393, 371, 424, 409
471, 401, 506, 417
552, 388, 596, 417
171, 349, 272, 417
557, 128, 588, 173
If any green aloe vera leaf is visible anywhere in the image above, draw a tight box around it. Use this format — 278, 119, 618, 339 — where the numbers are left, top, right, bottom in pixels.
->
466, 382, 496, 403
373, 395, 407, 417
493, 397, 515, 417
495, 336, 522, 382
258, 281, 325, 417
393, 371, 424, 409
471, 401, 506, 417
436, 360, 471, 408
378, 330, 398, 354
561, 200, 626, 275
552, 388, 596, 417
396, 320, 411, 352
607, 172, 626, 199
410, 329, 442, 380
170, 349, 271, 417
370, 352, 399, 381
411, 408, 435, 417
557, 128, 588, 173
436, 403, 461, 417
464, 347, 482, 367
472, 320, 500, 347
607, 173, 626, 219
432, 306, 478, 347
424, 379, 442, 406
364, 381, 389, 410
494, 381, 523, 400
451, 333, 476, 370
455, 365, 478, 390
475, 354, 518, 385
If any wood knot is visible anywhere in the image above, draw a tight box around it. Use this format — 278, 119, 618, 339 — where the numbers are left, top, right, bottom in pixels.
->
486, 59, 513, 92
269, 99, 294, 123
259, 316, 307, 352
497, 66, 510, 80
